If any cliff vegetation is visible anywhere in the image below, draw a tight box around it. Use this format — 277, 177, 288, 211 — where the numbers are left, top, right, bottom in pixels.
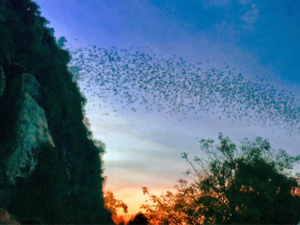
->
0, 0, 113, 223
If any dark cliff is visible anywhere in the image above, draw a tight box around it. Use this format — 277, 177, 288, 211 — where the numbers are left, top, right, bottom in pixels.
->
0, 0, 113, 223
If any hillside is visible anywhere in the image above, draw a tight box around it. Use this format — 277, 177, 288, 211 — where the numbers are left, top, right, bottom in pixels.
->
0, 0, 113, 223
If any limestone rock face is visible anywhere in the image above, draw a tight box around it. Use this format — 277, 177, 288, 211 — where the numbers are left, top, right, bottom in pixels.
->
0, 67, 5, 97
5, 73, 54, 181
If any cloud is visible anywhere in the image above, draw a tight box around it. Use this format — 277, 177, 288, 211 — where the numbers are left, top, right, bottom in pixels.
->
202, 0, 231, 8
241, 3, 259, 29
202, 0, 259, 31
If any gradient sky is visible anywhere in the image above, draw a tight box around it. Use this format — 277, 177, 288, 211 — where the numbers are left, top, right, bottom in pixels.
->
34, 0, 300, 218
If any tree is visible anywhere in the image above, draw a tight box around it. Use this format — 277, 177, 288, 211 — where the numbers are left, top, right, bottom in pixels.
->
142, 133, 300, 224
57, 36, 67, 48
141, 181, 204, 225
128, 212, 149, 225
104, 191, 128, 224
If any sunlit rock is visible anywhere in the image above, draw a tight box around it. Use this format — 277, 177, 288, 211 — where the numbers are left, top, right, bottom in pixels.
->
4, 73, 54, 182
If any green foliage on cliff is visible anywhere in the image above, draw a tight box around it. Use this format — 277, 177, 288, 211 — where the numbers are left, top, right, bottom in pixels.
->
0, 0, 113, 223
11, 143, 66, 224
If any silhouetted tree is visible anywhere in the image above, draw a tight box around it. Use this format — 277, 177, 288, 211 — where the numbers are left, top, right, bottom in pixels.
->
104, 191, 128, 224
142, 133, 300, 224
57, 36, 67, 48
128, 213, 149, 225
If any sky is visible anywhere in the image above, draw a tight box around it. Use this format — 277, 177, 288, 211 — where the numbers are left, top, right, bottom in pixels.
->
34, 0, 300, 219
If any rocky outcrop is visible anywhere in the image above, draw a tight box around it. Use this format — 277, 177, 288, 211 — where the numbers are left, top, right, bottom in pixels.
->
0, 67, 5, 97
0, 1, 113, 222
4, 73, 54, 182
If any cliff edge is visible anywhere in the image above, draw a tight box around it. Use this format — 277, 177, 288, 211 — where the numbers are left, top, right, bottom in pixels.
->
3, 73, 54, 182
0, 0, 113, 224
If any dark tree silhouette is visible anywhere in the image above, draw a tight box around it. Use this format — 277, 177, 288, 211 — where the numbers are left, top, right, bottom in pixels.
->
104, 190, 128, 224
142, 133, 300, 224
57, 36, 67, 48
128, 213, 149, 225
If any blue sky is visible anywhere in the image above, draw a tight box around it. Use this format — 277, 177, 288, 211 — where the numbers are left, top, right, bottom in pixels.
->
35, 0, 300, 83
34, 0, 300, 218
